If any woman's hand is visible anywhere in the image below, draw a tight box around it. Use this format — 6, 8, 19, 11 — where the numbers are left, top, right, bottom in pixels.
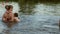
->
9, 13, 14, 22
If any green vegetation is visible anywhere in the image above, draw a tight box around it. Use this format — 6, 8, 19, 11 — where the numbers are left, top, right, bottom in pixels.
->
0, 0, 60, 15
0, 0, 60, 4
18, 0, 37, 14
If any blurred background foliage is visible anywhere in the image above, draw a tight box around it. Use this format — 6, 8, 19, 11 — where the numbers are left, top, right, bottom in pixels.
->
0, 0, 60, 3
0, 0, 60, 15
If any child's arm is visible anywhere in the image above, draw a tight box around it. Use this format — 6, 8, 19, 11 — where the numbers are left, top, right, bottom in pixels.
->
15, 17, 20, 22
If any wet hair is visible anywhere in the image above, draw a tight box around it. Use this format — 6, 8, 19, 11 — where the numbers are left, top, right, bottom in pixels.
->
5, 5, 13, 10
14, 13, 18, 17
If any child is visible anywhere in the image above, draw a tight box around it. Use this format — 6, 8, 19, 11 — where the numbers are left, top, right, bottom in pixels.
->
14, 13, 20, 22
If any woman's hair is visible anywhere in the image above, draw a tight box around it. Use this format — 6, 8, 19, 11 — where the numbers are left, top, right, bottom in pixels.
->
5, 5, 13, 10
14, 13, 18, 17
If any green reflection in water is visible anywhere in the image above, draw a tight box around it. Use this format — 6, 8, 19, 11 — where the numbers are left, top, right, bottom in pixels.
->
0, 0, 60, 15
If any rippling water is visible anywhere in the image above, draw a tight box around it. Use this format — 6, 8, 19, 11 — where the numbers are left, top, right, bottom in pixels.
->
0, 2, 60, 34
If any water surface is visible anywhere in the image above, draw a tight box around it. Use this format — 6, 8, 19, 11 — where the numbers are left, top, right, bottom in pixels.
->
0, 2, 60, 34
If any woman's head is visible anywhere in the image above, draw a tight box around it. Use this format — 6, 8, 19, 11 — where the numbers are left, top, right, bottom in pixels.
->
5, 5, 13, 11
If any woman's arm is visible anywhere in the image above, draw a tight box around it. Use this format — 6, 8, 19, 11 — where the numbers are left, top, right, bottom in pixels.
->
9, 13, 14, 22
2, 13, 7, 22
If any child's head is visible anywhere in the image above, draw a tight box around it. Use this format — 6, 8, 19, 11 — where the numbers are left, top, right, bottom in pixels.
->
5, 5, 13, 11
14, 13, 18, 17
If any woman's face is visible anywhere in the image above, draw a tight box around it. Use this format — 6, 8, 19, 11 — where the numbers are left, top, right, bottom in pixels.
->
9, 8, 13, 11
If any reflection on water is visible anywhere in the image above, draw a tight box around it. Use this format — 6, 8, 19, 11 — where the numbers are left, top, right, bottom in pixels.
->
0, 2, 60, 34
34, 3, 60, 16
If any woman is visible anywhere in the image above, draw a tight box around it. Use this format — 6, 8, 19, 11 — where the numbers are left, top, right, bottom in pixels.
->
2, 5, 14, 22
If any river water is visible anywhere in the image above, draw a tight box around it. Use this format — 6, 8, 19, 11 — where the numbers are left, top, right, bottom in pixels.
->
0, 2, 60, 34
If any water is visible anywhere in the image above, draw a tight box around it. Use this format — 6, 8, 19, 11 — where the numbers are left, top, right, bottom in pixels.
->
0, 2, 60, 34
